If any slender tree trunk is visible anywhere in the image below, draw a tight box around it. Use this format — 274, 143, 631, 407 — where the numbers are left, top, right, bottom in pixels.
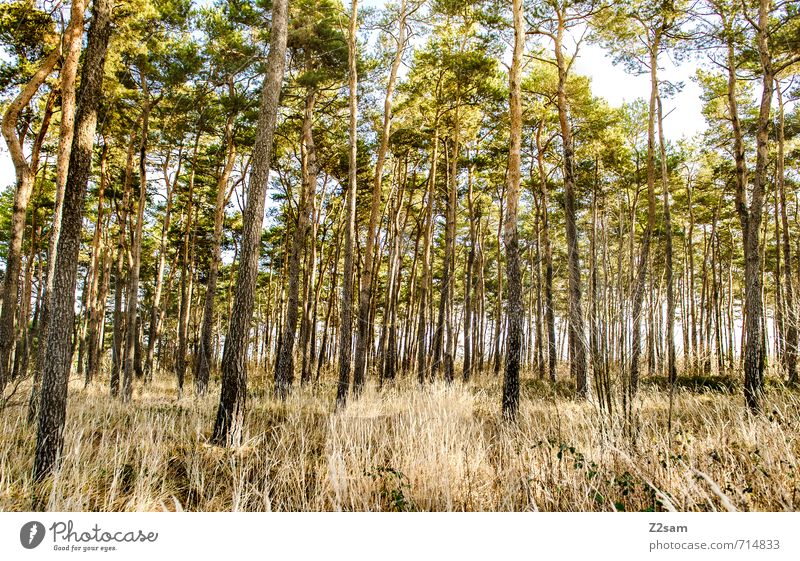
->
196, 92, 236, 394
352, 0, 406, 395
463, 155, 475, 382
741, 0, 771, 412
31, 0, 87, 407
212, 0, 288, 446
554, 13, 588, 397
177, 134, 200, 396
503, 0, 524, 418
298, 102, 322, 387
775, 79, 796, 384
657, 96, 676, 382
34, 0, 112, 480
336, 0, 359, 407
145, 147, 182, 382
535, 126, 556, 382
85, 143, 108, 385
275, 90, 316, 398
121, 71, 151, 403
629, 38, 660, 397
443, 113, 458, 384
416, 126, 439, 385
111, 134, 135, 397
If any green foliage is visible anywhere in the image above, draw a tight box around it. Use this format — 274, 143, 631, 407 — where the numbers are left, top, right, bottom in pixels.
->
0, 0, 56, 92
366, 466, 417, 511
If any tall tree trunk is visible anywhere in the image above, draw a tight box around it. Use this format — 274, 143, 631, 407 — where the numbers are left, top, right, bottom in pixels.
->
212, 0, 288, 446
275, 89, 317, 399
32, 0, 87, 407
503, 0, 524, 418
463, 155, 475, 382
0, 27, 63, 389
629, 37, 659, 397
443, 113, 459, 384
111, 134, 135, 397
145, 147, 182, 382
298, 105, 323, 387
554, 12, 588, 397
535, 126, 556, 382
196, 90, 236, 394
352, 0, 406, 395
776, 78, 796, 384
176, 131, 200, 396
85, 143, 108, 386
336, 0, 359, 407
657, 96, 676, 383
415, 126, 439, 384
34, 0, 112, 480
122, 70, 151, 403
741, 0, 771, 412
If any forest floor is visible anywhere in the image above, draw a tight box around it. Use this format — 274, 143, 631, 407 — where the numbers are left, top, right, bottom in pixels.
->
1, 367, 799, 511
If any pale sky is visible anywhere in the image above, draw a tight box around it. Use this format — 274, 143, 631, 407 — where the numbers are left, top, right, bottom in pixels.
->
573, 43, 705, 139
0, 0, 705, 191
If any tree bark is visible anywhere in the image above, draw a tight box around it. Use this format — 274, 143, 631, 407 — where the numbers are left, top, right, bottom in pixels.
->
34, 0, 113, 480
554, 12, 588, 397
212, 0, 288, 446
33, 0, 87, 405
196, 86, 236, 394
84, 142, 108, 386
275, 89, 317, 398
110, 133, 136, 397
145, 146, 182, 382
775, 78, 796, 384
657, 96, 676, 383
742, 0, 771, 412
176, 131, 200, 397
0, 29, 63, 389
503, 0, 524, 418
336, 0, 359, 407
122, 67, 151, 402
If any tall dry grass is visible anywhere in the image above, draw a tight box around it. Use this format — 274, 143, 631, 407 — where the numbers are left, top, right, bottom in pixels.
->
1, 369, 798, 511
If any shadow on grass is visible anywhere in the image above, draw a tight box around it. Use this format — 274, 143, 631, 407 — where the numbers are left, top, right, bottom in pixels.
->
640, 374, 740, 393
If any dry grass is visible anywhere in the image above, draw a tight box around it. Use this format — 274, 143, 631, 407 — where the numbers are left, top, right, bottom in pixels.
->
1, 368, 799, 512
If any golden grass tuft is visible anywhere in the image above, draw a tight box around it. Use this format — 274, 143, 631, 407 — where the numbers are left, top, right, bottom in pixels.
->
1, 369, 799, 511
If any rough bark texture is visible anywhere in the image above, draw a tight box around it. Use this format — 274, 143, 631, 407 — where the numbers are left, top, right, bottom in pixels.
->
775, 79, 797, 384
122, 72, 151, 402
275, 90, 316, 399
145, 148, 181, 381
630, 42, 659, 397
503, 0, 524, 418
554, 13, 588, 398
336, 0, 359, 408
196, 96, 236, 394
212, 0, 288, 446
32, 0, 87, 409
84, 143, 107, 386
0, 40, 62, 389
742, 0, 771, 412
34, 0, 113, 480
657, 96, 676, 383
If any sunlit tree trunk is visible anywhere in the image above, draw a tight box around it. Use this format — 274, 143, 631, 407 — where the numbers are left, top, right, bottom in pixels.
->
503, 0, 524, 418
34, 0, 113, 480
212, 0, 288, 446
